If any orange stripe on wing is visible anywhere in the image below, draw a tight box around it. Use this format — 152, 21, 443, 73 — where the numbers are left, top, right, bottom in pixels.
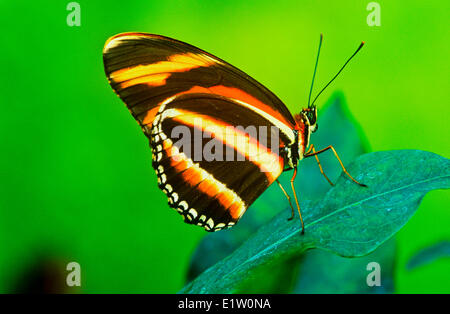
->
163, 139, 246, 220
141, 107, 161, 126
110, 53, 216, 89
119, 73, 170, 89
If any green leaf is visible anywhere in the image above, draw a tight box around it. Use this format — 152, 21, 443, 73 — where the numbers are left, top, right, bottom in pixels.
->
293, 238, 396, 294
407, 241, 450, 270
235, 256, 301, 293
180, 150, 450, 293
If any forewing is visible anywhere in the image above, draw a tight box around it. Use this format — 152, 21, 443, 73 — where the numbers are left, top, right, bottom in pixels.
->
103, 32, 296, 132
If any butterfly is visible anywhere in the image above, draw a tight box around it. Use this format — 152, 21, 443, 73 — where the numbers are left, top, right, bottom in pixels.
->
103, 32, 366, 233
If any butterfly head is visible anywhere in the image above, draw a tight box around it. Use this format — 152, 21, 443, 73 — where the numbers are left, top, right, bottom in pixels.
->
292, 105, 318, 163
300, 105, 318, 133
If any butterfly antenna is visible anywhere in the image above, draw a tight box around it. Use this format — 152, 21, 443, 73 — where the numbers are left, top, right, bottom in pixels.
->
311, 41, 365, 107
307, 33, 323, 108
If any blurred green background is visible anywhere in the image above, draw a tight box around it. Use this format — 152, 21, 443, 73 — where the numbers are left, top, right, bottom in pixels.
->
0, 0, 448, 293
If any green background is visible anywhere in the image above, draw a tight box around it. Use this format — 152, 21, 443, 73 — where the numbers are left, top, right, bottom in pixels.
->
0, 0, 448, 293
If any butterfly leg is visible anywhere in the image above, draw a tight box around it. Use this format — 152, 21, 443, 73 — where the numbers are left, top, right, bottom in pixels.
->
290, 167, 305, 235
276, 179, 295, 221
306, 144, 334, 186
304, 145, 367, 187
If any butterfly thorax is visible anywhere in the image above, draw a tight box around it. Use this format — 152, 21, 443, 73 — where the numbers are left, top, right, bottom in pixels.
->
283, 123, 309, 170
282, 108, 318, 171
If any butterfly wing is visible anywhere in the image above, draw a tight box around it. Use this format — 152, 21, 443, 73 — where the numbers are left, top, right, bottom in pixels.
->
103, 33, 296, 130
150, 93, 294, 231
103, 33, 297, 231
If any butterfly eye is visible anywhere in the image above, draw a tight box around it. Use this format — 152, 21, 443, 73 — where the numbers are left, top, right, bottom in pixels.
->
306, 111, 316, 125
